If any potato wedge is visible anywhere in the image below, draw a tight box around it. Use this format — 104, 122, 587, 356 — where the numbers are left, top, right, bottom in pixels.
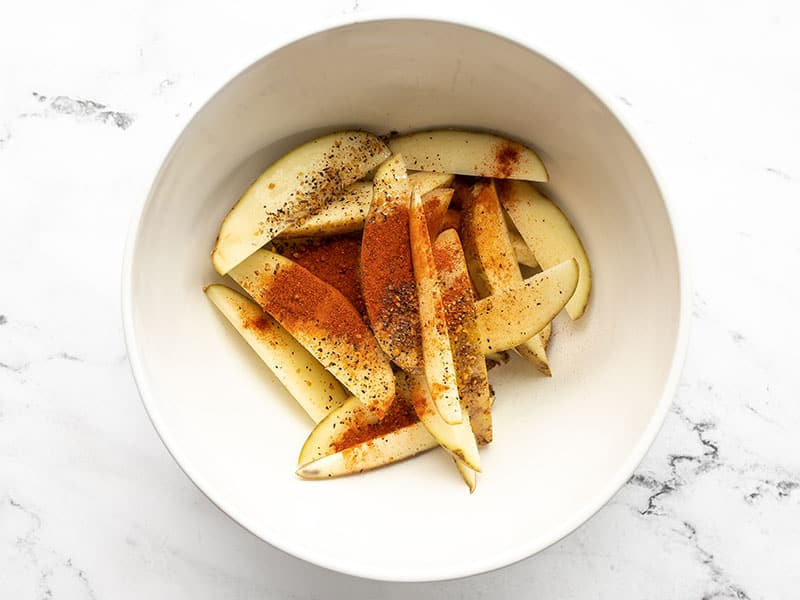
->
279, 181, 373, 238
205, 285, 348, 424
212, 131, 390, 274
405, 372, 480, 470
474, 259, 579, 354
497, 180, 592, 319
230, 249, 395, 420
409, 189, 462, 425
461, 180, 552, 375
454, 457, 477, 493
296, 374, 479, 487
297, 394, 425, 466
296, 421, 436, 479
296, 383, 436, 476
388, 130, 547, 181
279, 173, 454, 239
433, 229, 493, 444
361, 154, 422, 373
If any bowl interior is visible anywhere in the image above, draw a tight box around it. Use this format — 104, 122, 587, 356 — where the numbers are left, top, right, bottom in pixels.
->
126, 19, 683, 581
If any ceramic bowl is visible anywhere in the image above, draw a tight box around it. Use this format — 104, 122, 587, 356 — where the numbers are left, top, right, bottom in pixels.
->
123, 17, 689, 582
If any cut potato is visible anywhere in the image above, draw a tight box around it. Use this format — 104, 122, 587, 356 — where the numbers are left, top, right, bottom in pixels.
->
279, 181, 373, 238
212, 131, 390, 274
297, 395, 425, 466
280, 172, 453, 239
205, 285, 348, 424
405, 372, 480, 470
297, 373, 479, 488
409, 189, 462, 425
298, 396, 364, 465
296, 422, 436, 479
229, 249, 395, 420
388, 130, 548, 181
433, 229, 493, 445
497, 180, 592, 319
460, 180, 552, 375
296, 388, 435, 476
474, 259, 579, 354
361, 154, 422, 373
454, 457, 477, 493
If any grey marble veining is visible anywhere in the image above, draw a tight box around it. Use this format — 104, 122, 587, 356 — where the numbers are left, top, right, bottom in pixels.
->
1, 0, 799, 598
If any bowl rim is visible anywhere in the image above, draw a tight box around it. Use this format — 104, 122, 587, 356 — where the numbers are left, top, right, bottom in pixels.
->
121, 10, 691, 583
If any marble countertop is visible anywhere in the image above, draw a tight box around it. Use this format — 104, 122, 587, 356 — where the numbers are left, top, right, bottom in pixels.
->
2, 1, 799, 598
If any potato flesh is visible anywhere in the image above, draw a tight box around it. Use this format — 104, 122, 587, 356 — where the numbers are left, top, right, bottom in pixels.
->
409, 189, 463, 425
279, 172, 454, 239
497, 180, 592, 320
473, 260, 579, 354
279, 182, 373, 238
229, 249, 395, 420
388, 130, 548, 181
460, 180, 553, 375
212, 131, 390, 274
433, 229, 493, 445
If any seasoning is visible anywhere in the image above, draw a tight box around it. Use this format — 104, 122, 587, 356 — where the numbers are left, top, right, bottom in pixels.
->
273, 234, 366, 319
332, 388, 418, 452
263, 264, 366, 344
239, 254, 395, 418
492, 141, 521, 178
242, 313, 273, 333
433, 229, 493, 444
361, 203, 423, 372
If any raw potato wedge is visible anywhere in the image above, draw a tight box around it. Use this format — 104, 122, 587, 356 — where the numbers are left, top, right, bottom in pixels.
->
297, 421, 436, 479
280, 173, 454, 239
361, 154, 422, 373
409, 189, 463, 425
229, 249, 395, 420
297, 374, 479, 487
454, 457, 477, 493
205, 285, 348, 423
433, 229, 493, 445
388, 130, 548, 181
297, 395, 425, 465
298, 397, 363, 465
279, 181, 373, 238
405, 372, 480, 471
474, 259, 579, 354
212, 131, 390, 274
460, 180, 552, 375
296, 390, 435, 476
497, 180, 592, 319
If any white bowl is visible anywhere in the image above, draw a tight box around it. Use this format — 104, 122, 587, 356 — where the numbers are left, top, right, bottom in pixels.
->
123, 17, 689, 582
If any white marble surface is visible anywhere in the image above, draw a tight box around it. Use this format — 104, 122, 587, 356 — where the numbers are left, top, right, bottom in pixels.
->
1, 1, 799, 597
